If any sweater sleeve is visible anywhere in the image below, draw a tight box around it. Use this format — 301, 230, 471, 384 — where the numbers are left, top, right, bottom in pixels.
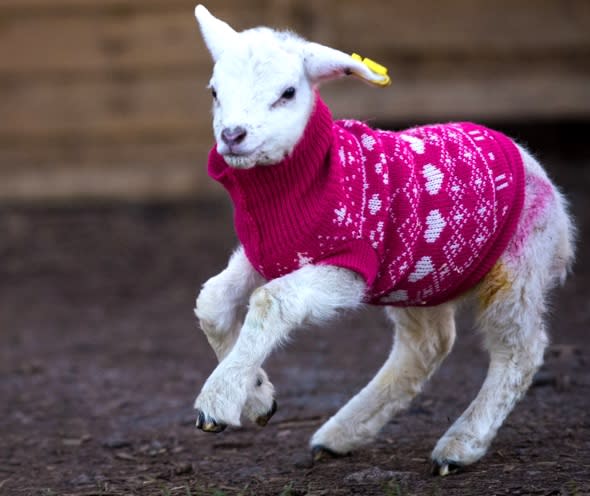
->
314, 239, 380, 292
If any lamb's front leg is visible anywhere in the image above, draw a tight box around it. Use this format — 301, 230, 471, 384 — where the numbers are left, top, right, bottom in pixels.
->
195, 246, 273, 426
195, 247, 263, 360
194, 265, 366, 432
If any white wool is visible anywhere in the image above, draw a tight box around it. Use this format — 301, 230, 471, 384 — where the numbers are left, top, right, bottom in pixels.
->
192, 5, 575, 474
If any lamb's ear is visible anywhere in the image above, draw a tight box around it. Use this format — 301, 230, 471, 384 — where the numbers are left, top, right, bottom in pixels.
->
194, 4, 238, 62
303, 42, 390, 87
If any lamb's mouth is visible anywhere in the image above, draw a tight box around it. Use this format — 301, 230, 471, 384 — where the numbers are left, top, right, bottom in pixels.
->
222, 144, 264, 169
223, 151, 259, 169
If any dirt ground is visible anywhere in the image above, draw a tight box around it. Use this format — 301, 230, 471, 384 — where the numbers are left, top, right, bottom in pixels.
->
1, 124, 590, 496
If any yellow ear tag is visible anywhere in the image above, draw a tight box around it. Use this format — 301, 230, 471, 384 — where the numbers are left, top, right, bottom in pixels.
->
351, 53, 391, 87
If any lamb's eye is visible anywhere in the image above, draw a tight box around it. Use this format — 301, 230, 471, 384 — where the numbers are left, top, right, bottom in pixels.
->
281, 87, 296, 100
211, 88, 217, 100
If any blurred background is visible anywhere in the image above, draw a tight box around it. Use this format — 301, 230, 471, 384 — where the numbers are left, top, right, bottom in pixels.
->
1, 1, 590, 494
1, 0, 589, 202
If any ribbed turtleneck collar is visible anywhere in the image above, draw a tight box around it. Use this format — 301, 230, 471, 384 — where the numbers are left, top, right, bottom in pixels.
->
206, 95, 339, 274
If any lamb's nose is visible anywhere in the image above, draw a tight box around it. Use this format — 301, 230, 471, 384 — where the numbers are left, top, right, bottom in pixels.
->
221, 126, 248, 146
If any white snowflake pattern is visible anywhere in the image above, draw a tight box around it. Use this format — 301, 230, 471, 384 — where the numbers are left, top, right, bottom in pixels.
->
296, 252, 313, 267
334, 205, 347, 225
368, 193, 382, 215
361, 134, 377, 151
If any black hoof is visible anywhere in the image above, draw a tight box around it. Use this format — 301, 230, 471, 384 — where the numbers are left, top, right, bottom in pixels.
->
195, 409, 227, 433
311, 445, 347, 462
431, 460, 463, 477
255, 399, 278, 427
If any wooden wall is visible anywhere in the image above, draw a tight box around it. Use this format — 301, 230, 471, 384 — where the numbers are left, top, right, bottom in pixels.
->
1, 0, 589, 202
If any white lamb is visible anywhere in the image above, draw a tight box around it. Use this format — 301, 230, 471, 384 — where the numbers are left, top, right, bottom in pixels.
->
191, 5, 575, 476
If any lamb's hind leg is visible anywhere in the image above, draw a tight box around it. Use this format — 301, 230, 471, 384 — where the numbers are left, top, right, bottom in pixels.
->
431, 261, 549, 475
311, 303, 456, 457
431, 149, 574, 476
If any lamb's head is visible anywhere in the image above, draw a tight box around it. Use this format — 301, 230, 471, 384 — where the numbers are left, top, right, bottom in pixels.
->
194, 5, 389, 169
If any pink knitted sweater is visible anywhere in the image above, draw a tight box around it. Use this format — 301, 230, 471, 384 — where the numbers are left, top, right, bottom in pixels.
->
208, 96, 525, 306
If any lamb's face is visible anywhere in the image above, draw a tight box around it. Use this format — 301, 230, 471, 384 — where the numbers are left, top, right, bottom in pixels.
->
209, 32, 314, 169
194, 5, 389, 169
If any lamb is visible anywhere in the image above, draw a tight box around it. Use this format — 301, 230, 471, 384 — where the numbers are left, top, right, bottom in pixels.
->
191, 4, 575, 476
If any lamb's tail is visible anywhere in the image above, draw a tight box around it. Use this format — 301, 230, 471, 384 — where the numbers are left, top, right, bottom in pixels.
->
554, 188, 576, 286
517, 143, 576, 286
